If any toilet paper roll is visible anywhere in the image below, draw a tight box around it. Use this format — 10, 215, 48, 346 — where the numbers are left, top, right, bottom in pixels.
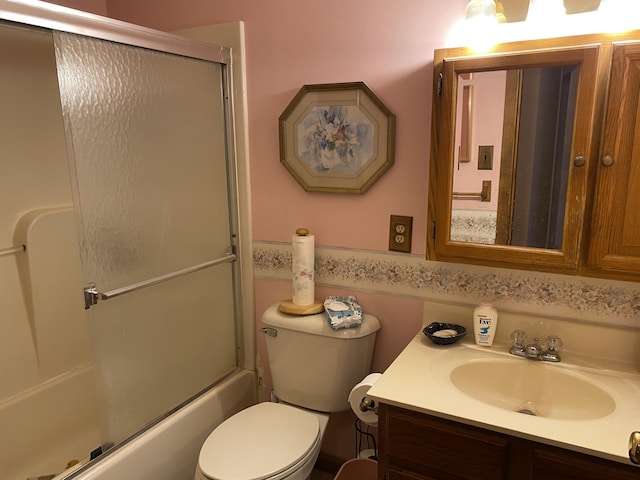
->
292, 232, 315, 305
348, 373, 382, 427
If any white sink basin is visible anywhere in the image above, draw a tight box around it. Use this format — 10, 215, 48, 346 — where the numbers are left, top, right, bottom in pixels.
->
450, 359, 616, 420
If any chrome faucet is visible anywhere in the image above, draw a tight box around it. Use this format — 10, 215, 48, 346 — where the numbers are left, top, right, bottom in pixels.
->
525, 337, 543, 359
509, 330, 563, 362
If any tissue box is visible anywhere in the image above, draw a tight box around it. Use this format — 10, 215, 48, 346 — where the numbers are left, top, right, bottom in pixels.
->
324, 295, 363, 330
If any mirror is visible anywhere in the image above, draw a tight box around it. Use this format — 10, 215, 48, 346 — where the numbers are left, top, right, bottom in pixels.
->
450, 64, 579, 249
429, 44, 600, 271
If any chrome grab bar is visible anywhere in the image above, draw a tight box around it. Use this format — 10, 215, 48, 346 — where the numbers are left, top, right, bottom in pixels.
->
0, 244, 26, 257
84, 253, 236, 309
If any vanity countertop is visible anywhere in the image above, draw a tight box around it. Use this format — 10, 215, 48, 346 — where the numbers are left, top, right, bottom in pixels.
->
367, 302, 640, 466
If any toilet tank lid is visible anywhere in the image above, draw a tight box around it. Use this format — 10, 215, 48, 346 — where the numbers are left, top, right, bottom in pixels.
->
262, 303, 380, 339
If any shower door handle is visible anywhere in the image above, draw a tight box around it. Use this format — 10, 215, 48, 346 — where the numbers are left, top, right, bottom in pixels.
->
83, 253, 236, 309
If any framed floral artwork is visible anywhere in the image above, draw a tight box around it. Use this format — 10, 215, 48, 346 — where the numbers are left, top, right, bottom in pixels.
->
279, 82, 396, 194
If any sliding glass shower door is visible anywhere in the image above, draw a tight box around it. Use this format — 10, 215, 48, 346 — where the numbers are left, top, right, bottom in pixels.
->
53, 32, 239, 446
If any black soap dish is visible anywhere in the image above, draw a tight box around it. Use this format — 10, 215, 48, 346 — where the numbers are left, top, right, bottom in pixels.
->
423, 322, 467, 345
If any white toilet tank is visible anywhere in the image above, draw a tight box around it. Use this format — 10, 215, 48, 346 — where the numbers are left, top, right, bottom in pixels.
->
261, 303, 380, 412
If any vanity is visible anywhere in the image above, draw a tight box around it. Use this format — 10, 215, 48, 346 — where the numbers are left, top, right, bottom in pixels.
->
366, 302, 640, 480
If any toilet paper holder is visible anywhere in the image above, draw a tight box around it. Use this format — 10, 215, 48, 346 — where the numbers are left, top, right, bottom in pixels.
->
350, 373, 382, 427
359, 397, 377, 414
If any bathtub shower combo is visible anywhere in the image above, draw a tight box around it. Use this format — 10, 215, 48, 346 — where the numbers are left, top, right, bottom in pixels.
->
0, 2, 252, 479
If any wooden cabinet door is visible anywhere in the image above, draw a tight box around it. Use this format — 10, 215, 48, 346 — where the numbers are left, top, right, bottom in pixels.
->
378, 403, 640, 480
589, 42, 640, 278
378, 404, 509, 480
387, 467, 437, 480
532, 445, 640, 480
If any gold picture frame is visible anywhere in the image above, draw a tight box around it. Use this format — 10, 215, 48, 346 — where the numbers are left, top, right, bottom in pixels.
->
279, 82, 395, 194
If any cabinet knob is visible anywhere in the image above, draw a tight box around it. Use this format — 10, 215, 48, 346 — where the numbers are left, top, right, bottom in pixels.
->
574, 154, 585, 167
601, 155, 614, 167
629, 431, 640, 464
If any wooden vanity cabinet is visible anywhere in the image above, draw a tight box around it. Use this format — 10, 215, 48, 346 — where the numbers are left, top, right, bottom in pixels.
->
377, 403, 640, 480
531, 445, 640, 480
378, 403, 509, 480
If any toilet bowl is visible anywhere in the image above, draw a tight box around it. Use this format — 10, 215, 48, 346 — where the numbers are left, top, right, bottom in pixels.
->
195, 402, 328, 480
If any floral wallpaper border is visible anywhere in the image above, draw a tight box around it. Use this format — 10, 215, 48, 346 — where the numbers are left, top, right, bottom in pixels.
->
450, 209, 496, 244
253, 241, 640, 328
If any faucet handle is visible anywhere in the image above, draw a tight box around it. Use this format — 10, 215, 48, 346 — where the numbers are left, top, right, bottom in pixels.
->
546, 335, 563, 352
510, 329, 527, 348
509, 329, 527, 357
540, 335, 563, 362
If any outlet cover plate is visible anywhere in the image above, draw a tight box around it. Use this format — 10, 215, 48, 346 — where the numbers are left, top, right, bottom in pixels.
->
478, 145, 494, 170
389, 215, 413, 253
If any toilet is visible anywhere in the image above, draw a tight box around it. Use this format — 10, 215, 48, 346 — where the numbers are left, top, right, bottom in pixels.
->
195, 303, 380, 480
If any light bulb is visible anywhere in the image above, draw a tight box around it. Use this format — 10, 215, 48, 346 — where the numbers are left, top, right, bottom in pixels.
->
598, 0, 640, 32
526, 0, 566, 23
495, 1, 507, 23
465, 0, 497, 21
464, 0, 499, 52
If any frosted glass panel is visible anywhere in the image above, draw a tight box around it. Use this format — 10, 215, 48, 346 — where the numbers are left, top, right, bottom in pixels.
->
88, 265, 236, 443
53, 32, 230, 291
53, 32, 237, 444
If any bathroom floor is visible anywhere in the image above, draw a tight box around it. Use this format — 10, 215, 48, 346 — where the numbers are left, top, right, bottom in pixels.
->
311, 468, 334, 480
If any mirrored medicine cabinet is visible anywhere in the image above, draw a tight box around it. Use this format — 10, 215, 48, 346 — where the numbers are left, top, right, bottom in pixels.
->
427, 31, 640, 281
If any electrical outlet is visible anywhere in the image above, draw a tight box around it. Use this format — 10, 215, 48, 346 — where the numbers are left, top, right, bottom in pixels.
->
389, 215, 413, 253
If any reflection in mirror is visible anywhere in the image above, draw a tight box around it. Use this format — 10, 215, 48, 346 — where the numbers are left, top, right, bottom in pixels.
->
457, 73, 473, 164
450, 64, 580, 249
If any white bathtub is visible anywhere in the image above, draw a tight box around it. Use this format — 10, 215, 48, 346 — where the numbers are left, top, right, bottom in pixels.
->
61, 370, 256, 480
2, 207, 256, 480
1, 207, 102, 480
0, 365, 100, 480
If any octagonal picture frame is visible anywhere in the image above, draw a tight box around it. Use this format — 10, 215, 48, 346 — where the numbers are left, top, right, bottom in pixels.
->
279, 82, 396, 194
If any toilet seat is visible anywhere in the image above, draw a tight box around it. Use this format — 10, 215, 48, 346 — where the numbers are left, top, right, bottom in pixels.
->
198, 402, 321, 480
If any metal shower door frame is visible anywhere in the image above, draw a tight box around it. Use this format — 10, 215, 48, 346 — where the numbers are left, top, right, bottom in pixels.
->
0, 1, 248, 477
